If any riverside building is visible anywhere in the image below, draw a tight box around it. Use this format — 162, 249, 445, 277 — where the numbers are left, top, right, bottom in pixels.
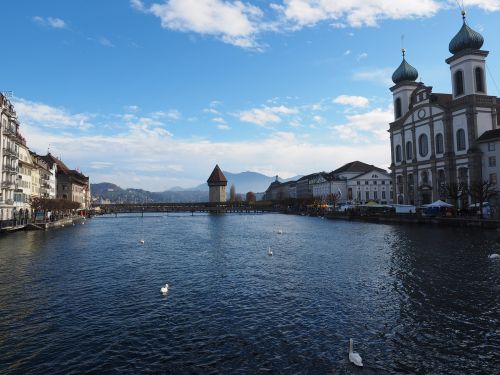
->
389, 12, 499, 206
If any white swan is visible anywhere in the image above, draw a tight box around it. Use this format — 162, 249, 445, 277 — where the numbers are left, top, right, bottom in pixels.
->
349, 339, 363, 367
268, 246, 273, 256
277, 229, 283, 234
160, 283, 169, 294
139, 239, 145, 244
488, 253, 500, 259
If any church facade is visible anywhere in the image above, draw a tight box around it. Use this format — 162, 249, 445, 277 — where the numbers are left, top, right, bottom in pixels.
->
389, 12, 499, 206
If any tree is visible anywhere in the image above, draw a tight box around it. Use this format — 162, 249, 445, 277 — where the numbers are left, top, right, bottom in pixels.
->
230, 184, 236, 203
467, 179, 498, 219
327, 192, 341, 209
246, 191, 256, 203
439, 181, 467, 209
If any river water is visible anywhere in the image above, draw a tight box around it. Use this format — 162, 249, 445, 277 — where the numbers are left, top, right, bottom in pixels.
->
0, 214, 498, 374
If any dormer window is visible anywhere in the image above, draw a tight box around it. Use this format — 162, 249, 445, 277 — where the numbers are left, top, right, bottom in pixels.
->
454, 70, 464, 96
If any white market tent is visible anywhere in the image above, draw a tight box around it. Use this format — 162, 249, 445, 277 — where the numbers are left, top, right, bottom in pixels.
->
424, 200, 454, 208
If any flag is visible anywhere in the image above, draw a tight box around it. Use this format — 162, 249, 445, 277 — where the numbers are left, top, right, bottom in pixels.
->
337, 187, 342, 197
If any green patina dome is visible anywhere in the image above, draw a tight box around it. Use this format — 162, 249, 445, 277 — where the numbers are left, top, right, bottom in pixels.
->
392, 50, 418, 84
449, 13, 484, 55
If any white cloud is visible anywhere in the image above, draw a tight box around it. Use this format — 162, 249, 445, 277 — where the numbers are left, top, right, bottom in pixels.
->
331, 106, 393, 142
333, 95, 370, 107
33, 16, 67, 29
217, 124, 232, 130
133, 0, 266, 49
352, 67, 394, 86
277, 0, 442, 28
237, 105, 298, 126
98, 37, 115, 48
343, 49, 351, 56
14, 99, 92, 130
151, 109, 181, 120
357, 52, 368, 61
460, 0, 500, 11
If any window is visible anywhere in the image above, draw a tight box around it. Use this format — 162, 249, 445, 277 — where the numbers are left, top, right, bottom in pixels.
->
406, 141, 413, 160
419, 134, 429, 157
438, 170, 445, 184
365, 181, 369, 185
490, 173, 497, 185
488, 143, 496, 151
395, 98, 402, 118
356, 181, 360, 185
475, 67, 485, 93
395, 145, 402, 162
457, 129, 466, 151
435, 133, 444, 154
374, 191, 378, 200
373, 181, 377, 185
454, 70, 464, 96
489, 156, 496, 167
382, 181, 385, 185
458, 167, 468, 184
422, 171, 429, 185
365, 191, 369, 201
382, 191, 386, 199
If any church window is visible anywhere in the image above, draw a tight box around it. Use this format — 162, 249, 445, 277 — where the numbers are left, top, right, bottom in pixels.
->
406, 141, 413, 160
435, 133, 444, 154
419, 134, 429, 157
422, 171, 429, 185
454, 70, 464, 96
395, 98, 402, 118
456, 129, 466, 151
475, 67, 485, 93
395, 145, 402, 162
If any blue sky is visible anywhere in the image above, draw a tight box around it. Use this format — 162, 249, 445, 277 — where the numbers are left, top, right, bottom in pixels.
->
2, 0, 500, 190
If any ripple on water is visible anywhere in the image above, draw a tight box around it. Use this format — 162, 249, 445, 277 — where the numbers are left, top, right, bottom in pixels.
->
0, 214, 498, 374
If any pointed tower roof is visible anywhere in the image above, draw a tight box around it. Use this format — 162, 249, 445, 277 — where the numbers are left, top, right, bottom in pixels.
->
392, 49, 419, 85
449, 11, 484, 55
207, 164, 227, 185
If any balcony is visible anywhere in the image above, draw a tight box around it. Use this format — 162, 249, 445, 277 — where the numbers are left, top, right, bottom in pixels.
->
1, 181, 15, 189
2, 165, 17, 173
2, 147, 18, 158
3, 126, 17, 138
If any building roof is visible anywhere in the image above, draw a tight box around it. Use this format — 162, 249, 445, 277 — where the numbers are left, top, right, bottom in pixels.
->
332, 161, 386, 175
449, 13, 484, 55
476, 128, 500, 143
392, 50, 419, 84
207, 164, 227, 185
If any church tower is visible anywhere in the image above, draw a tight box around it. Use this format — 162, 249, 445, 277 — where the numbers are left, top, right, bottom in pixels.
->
390, 49, 419, 121
446, 11, 488, 99
207, 164, 227, 203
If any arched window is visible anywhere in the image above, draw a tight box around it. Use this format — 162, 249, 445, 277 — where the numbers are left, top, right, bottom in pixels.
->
422, 171, 429, 185
458, 167, 468, 184
406, 141, 413, 160
435, 133, 444, 154
419, 134, 429, 157
475, 67, 485, 93
395, 98, 402, 118
395, 145, 402, 162
438, 169, 445, 183
456, 129, 466, 151
454, 70, 464, 96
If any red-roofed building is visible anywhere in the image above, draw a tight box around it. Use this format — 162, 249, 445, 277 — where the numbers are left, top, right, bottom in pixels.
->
207, 165, 227, 203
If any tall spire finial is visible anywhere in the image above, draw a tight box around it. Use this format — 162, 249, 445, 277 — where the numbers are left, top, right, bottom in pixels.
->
402, 48, 406, 58
461, 9, 466, 21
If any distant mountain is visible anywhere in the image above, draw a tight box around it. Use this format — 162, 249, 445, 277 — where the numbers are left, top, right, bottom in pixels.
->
193, 171, 304, 194
91, 171, 303, 204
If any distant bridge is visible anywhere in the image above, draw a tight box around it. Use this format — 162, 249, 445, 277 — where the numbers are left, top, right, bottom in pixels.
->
95, 202, 281, 215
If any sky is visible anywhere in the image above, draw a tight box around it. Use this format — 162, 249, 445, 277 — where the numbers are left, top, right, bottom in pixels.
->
2, 0, 500, 191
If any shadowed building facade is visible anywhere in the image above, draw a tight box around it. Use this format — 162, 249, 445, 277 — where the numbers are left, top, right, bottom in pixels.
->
207, 165, 227, 203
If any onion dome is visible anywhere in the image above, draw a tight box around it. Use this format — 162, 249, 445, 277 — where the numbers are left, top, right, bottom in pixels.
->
392, 49, 419, 84
449, 11, 484, 55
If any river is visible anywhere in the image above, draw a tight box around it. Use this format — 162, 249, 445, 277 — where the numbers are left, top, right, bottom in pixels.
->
0, 213, 498, 374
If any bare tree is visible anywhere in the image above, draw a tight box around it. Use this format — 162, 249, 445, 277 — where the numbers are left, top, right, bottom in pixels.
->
467, 179, 498, 219
327, 192, 341, 209
439, 181, 467, 209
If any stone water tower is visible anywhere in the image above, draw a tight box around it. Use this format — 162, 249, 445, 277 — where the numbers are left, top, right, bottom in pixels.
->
207, 164, 227, 203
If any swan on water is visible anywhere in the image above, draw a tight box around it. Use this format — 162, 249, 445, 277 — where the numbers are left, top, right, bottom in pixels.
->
160, 284, 169, 294
488, 253, 500, 259
139, 239, 145, 244
349, 339, 363, 367
268, 246, 273, 256
277, 229, 283, 234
